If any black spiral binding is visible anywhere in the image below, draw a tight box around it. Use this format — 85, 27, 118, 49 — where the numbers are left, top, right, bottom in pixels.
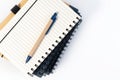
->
27, 6, 82, 77
45, 18, 82, 75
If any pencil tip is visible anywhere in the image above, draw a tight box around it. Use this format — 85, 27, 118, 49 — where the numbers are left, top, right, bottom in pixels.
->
26, 56, 32, 63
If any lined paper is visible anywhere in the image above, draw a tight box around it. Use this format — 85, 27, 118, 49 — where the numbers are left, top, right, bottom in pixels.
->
0, 0, 81, 76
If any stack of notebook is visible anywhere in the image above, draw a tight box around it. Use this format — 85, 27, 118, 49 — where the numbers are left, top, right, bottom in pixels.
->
0, 0, 82, 78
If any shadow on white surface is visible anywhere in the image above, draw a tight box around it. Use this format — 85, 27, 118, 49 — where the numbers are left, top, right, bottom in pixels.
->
2, 0, 120, 80
0, 0, 100, 80
65, 0, 100, 19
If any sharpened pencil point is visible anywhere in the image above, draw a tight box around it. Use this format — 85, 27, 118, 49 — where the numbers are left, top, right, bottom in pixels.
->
26, 56, 32, 63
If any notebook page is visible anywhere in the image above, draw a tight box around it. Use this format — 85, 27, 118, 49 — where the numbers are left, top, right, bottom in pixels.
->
0, 0, 81, 76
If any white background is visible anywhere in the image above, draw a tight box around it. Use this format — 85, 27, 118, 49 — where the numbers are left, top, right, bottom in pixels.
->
0, 0, 120, 80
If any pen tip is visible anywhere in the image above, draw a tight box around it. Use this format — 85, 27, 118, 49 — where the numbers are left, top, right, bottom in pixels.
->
26, 56, 32, 63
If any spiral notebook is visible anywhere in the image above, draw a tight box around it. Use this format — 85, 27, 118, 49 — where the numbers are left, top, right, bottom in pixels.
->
0, 0, 82, 77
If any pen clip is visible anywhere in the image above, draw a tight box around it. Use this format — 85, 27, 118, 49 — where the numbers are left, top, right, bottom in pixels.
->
45, 12, 58, 35
45, 18, 57, 35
